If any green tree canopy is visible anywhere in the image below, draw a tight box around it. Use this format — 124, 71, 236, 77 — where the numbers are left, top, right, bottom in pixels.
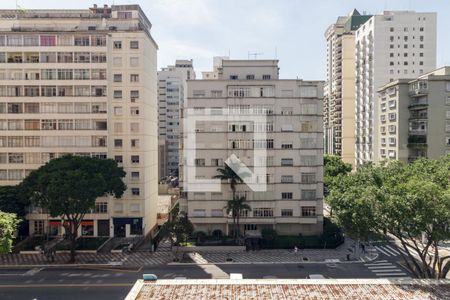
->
328, 157, 450, 279
0, 185, 30, 217
19, 155, 126, 262
0, 211, 20, 254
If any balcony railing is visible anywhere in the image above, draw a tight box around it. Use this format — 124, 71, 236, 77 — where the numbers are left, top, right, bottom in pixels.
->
407, 135, 427, 147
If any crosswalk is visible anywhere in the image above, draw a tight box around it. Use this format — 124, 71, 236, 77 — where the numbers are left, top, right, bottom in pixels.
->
364, 260, 411, 278
374, 244, 409, 257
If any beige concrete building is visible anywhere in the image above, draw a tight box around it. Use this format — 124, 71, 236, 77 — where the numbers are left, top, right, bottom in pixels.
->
0, 5, 158, 238
181, 58, 324, 237
324, 9, 371, 167
377, 67, 450, 162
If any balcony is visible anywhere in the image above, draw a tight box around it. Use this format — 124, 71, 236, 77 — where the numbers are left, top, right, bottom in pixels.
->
407, 135, 427, 148
408, 87, 428, 97
408, 98, 428, 109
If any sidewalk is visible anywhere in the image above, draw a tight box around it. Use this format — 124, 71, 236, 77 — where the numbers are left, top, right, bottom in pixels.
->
0, 251, 173, 268
0, 239, 377, 268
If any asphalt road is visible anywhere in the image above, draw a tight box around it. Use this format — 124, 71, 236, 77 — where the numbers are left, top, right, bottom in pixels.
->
0, 242, 413, 300
0, 258, 412, 300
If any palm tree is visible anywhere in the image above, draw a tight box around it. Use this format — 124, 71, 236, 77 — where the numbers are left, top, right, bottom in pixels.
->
214, 160, 250, 240
224, 195, 251, 241
213, 160, 249, 200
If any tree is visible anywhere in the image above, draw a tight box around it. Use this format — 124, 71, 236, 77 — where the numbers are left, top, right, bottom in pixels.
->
214, 160, 250, 238
213, 160, 250, 201
159, 204, 194, 260
0, 211, 20, 254
323, 155, 352, 216
20, 155, 126, 263
224, 195, 251, 241
0, 186, 30, 218
328, 157, 450, 278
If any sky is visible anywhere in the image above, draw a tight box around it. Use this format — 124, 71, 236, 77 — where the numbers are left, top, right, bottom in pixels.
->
1, 0, 449, 79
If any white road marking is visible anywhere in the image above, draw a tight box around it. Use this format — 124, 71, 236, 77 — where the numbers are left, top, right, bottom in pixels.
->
375, 273, 407, 276
375, 246, 391, 257
385, 245, 401, 255
368, 265, 397, 269
364, 262, 392, 266
370, 269, 403, 273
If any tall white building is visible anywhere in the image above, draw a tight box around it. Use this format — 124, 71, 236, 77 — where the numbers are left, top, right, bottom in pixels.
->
0, 5, 159, 238
181, 58, 324, 237
158, 60, 195, 178
355, 11, 436, 165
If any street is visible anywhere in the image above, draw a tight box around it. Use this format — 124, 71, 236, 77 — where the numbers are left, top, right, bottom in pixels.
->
0, 248, 413, 300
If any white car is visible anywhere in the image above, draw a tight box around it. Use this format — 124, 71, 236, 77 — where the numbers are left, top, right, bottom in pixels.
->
307, 274, 326, 279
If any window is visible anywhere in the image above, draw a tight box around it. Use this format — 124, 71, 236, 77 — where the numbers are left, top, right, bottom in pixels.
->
281, 209, 293, 217
211, 90, 223, 98
253, 208, 273, 217
262, 75, 271, 80
131, 172, 140, 180
74, 36, 90, 46
40, 35, 56, 46
281, 192, 293, 199
281, 107, 293, 115
130, 57, 139, 67
301, 173, 316, 183
114, 155, 123, 163
210, 158, 223, 167
92, 35, 106, 46
246, 75, 255, 80
130, 41, 139, 49
131, 155, 139, 164
130, 90, 140, 100
113, 41, 122, 49
195, 158, 205, 167
114, 107, 123, 116
193, 209, 206, 217
131, 139, 139, 148
281, 158, 293, 166
130, 74, 139, 82
130, 123, 139, 133
281, 142, 293, 149
114, 139, 123, 147
131, 107, 140, 116
131, 188, 140, 196
301, 190, 316, 200
114, 90, 122, 99
114, 123, 123, 133
94, 202, 107, 213
118, 11, 132, 19
114, 74, 122, 82
281, 175, 293, 183
211, 209, 223, 217
113, 57, 122, 66
230, 75, 238, 80
301, 206, 316, 217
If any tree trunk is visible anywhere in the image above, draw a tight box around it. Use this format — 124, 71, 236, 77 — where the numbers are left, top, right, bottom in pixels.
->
68, 222, 78, 263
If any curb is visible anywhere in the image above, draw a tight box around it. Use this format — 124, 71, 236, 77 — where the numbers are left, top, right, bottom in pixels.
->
0, 263, 132, 269
167, 260, 370, 266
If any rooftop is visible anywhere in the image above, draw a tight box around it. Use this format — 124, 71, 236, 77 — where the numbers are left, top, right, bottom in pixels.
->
126, 279, 450, 300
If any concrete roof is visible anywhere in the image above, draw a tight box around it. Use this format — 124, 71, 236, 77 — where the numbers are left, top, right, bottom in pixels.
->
126, 279, 450, 300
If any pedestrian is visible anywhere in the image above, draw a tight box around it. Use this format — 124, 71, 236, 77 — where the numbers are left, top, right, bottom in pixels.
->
294, 246, 298, 253
361, 243, 365, 253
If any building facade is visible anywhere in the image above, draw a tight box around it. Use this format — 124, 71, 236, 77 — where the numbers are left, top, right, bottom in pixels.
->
324, 9, 371, 167
181, 59, 324, 237
377, 67, 450, 162
157, 60, 195, 178
0, 5, 159, 238
355, 11, 436, 165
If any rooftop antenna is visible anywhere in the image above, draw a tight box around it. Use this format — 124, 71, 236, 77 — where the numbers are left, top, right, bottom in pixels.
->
248, 51, 264, 60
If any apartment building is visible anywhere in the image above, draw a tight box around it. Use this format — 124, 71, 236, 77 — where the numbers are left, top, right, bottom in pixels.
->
158, 60, 195, 178
0, 5, 158, 238
377, 67, 450, 162
355, 11, 436, 165
181, 58, 324, 237
324, 9, 371, 167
